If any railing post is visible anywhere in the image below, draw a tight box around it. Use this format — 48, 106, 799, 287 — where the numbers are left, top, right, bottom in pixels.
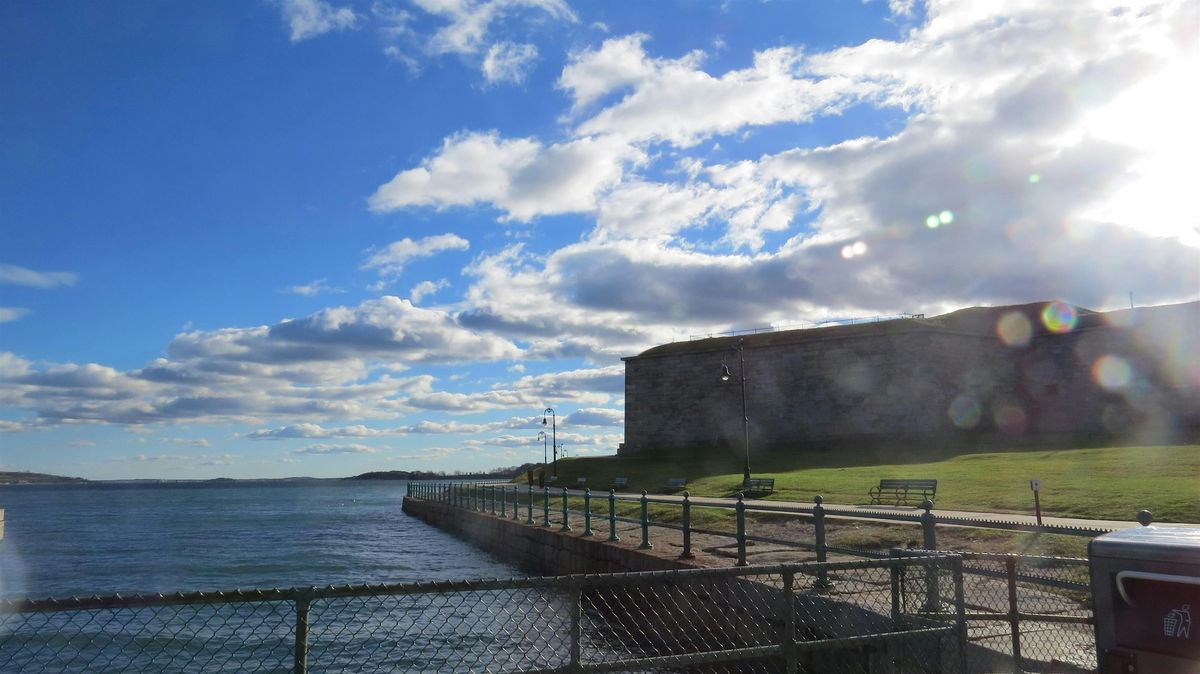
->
607, 489, 619, 542
513, 486, 521, 521
953, 556, 970, 674
500, 484, 507, 518
527, 483, 534, 524
783, 569, 797, 674
920, 499, 941, 611
680, 491, 694, 559
813, 495, 831, 588
735, 492, 748, 566
491, 485, 497, 515
542, 487, 551, 527
560, 487, 572, 532
638, 490, 652, 549
1006, 555, 1022, 673
583, 488, 594, 536
293, 596, 310, 674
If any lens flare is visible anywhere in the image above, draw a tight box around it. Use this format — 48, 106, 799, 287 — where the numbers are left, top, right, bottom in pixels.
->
993, 404, 1027, 435
1028, 174, 1041, 184
1040, 302, 1078, 333
996, 311, 1032, 347
925, 215, 940, 229
841, 241, 869, 259
852, 241, 867, 256
938, 210, 954, 225
948, 395, 982, 429
1093, 355, 1133, 390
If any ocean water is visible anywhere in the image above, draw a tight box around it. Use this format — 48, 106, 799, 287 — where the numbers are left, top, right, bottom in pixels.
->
0, 480, 525, 599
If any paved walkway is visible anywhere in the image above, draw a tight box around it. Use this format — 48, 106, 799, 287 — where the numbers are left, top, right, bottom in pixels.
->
545, 486, 1197, 530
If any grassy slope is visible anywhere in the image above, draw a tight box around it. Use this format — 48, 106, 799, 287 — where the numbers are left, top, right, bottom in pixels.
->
532, 445, 1199, 522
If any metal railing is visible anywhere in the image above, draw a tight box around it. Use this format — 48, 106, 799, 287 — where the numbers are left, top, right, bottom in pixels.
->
410, 481, 1101, 673
1, 556, 967, 673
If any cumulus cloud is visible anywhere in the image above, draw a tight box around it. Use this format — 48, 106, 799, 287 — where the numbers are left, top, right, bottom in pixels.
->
409, 279, 450, 304
563, 407, 623, 427
275, 0, 361, 42
362, 234, 469, 278
294, 443, 380, 454
0, 264, 78, 288
482, 41, 538, 84
369, 132, 641, 221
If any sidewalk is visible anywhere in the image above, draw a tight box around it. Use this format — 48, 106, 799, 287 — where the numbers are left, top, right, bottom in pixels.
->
559, 488, 1196, 531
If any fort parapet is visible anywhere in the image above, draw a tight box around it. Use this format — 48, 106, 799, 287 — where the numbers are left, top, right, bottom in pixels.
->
621, 301, 1199, 454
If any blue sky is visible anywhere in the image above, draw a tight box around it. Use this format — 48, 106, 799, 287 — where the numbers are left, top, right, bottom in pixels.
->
2, 0, 1197, 479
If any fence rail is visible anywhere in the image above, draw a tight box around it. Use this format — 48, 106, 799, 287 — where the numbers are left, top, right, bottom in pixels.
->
410, 481, 1102, 673
1, 557, 968, 674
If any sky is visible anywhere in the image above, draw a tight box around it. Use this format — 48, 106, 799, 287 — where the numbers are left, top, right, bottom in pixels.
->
1, 0, 1197, 480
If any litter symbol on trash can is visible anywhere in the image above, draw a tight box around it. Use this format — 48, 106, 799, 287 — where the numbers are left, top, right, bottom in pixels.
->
1164, 604, 1191, 639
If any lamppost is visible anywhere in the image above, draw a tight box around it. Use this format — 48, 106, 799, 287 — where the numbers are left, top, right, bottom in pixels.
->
538, 430, 548, 466
720, 337, 752, 488
543, 407, 557, 477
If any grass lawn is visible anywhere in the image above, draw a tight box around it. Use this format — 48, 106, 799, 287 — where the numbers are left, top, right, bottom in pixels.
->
521, 444, 1199, 523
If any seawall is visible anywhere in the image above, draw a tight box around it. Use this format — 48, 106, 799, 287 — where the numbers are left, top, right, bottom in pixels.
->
401, 497, 698, 575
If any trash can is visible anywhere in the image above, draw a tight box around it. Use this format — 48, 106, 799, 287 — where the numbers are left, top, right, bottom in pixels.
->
1089, 525, 1200, 673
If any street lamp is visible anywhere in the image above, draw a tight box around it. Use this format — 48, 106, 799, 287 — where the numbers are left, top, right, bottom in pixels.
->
543, 407, 557, 476
720, 338, 752, 488
537, 430, 548, 466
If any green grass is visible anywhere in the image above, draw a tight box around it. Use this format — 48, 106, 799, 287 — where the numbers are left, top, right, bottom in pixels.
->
522, 444, 1200, 522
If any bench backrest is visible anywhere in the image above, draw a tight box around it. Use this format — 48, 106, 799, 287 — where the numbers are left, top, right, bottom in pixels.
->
746, 477, 774, 485
612, 477, 628, 487
878, 479, 937, 490
576, 477, 587, 485
665, 477, 687, 487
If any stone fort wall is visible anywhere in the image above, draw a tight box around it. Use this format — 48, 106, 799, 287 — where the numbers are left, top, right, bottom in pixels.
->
620, 301, 1199, 455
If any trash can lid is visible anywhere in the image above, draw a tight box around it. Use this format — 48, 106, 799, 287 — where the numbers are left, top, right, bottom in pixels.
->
1090, 526, 1200, 563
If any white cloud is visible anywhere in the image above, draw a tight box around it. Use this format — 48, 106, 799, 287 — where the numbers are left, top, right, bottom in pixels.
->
413, 0, 576, 56
482, 41, 538, 84
362, 234, 469, 278
0, 264, 78, 288
369, 131, 641, 221
275, 0, 361, 42
563, 407, 623, 426
287, 279, 342, 296
409, 279, 450, 304
249, 423, 390, 439
294, 443, 379, 454
0, 308, 29, 323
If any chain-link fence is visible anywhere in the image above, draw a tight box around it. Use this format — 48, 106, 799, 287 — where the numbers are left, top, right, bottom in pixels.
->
893, 551, 1093, 673
1, 556, 967, 673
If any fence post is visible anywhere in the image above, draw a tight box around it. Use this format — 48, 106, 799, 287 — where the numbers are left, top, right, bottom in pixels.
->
920, 499, 940, 611
680, 491, 694, 559
500, 484, 507, 518
736, 492, 748, 566
527, 484, 534, 524
953, 556, 970, 674
560, 487, 572, 532
514, 486, 522, 521
608, 489, 619, 542
583, 488, 594, 536
783, 568, 797, 674
542, 487, 551, 527
1006, 555, 1022, 673
569, 584, 583, 670
813, 495, 832, 588
492, 485, 498, 515
638, 490, 652, 549
293, 596, 310, 674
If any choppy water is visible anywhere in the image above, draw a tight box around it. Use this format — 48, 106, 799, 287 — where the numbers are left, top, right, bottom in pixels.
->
0, 480, 525, 598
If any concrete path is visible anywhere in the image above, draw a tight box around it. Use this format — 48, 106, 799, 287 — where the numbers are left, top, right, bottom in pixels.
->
546, 486, 1197, 530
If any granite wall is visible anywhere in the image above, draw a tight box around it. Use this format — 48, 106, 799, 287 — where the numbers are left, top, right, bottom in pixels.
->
621, 301, 1199, 454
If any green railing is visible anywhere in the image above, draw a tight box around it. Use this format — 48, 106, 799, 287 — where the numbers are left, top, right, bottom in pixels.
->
1, 556, 967, 673
409, 480, 1098, 673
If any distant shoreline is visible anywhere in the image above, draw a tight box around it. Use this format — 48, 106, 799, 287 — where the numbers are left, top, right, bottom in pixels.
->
0, 469, 527, 486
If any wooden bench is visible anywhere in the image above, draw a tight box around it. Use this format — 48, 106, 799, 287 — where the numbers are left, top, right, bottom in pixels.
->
611, 477, 629, 490
868, 479, 937, 506
744, 477, 775, 494
663, 477, 687, 492
575, 477, 587, 488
